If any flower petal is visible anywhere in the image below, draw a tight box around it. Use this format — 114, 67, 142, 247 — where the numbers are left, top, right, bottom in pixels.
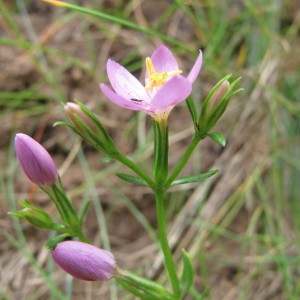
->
106, 59, 150, 102
149, 45, 179, 74
100, 84, 147, 111
149, 75, 192, 112
15, 133, 58, 186
187, 50, 202, 83
51, 241, 116, 281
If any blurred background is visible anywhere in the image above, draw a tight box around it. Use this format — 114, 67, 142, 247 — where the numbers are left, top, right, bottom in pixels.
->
1, 0, 300, 299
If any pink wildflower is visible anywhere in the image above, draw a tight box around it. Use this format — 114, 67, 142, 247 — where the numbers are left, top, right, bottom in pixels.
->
51, 241, 117, 281
14, 133, 58, 186
100, 45, 202, 119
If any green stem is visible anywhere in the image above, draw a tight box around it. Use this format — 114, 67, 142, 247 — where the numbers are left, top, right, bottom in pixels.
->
155, 189, 180, 298
165, 136, 201, 188
152, 118, 169, 184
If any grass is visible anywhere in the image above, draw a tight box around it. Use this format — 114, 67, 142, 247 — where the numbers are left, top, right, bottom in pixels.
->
1, 0, 300, 299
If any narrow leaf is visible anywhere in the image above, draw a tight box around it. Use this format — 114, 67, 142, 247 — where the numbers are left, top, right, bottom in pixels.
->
180, 249, 195, 297
207, 132, 226, 147
171, 170, 219, 186
116, 173, 147, 186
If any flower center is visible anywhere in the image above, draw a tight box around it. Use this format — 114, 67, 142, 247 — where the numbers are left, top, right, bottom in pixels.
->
145, 57, 182, 92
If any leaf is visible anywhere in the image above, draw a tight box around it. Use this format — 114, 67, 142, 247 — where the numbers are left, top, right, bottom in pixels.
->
180, 249, 195, 297
207, 132, 226, 147
171, 169, 219, 186
116, 173, 147, 186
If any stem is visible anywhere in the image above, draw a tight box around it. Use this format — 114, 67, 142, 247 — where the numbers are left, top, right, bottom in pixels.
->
165, 136, 200, 188
152, 118, 169, 184
155, 189, 180, 298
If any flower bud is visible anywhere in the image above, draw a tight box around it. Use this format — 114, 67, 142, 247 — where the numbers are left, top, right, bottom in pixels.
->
14, 133, 58, 186
20, 207, 54, 229
51, 241, 117, 281
208, 80, 230, 109
64, 102, 118, 156
64, 102, 96, 132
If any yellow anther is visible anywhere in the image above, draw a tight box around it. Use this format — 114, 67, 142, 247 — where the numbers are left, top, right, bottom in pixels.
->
145, 57, 182, 92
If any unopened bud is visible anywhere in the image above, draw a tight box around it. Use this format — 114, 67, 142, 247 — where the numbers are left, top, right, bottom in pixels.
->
51, 241, 117, 281
209, 80, 230, 108
64, 102, 96, 132
15, 133, 58, 186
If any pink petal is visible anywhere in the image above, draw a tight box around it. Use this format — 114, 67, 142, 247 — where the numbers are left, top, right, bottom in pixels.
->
187, 50, 202, 83
149, 75, 192, 112
100, 84, 146, 111
149, 45, 179, 74
106, 59, 150, 102
15, 133, 58, 186
51, 241, 116, 281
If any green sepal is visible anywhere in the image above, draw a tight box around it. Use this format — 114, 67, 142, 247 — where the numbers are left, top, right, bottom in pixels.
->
76, 100, 117, 151
115, 269, 174, 300
79, 200, 91, 226
207, 132, 226, 147
198, 75, 242, 135
8, 199, 54, 229
45, 234, 71, 249
180, 249, 195, 297
171, 169, 219, 186
61, 100, 119, 156
42, 183, 80, 230
198, 75, 231, 126
53, 121, 70, 128
186, 96, 198, 123
116, 173, 147, 186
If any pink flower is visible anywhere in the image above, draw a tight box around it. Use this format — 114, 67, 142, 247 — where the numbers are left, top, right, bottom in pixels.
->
51, 241, 117, 281
100, 45, 202, 119
14, 133, 58, 186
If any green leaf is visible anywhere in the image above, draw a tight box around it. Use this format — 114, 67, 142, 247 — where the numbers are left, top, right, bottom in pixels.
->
207, 132, 226, 147
116, 173, 147, 186
180, 249, 195, 297
171, 170, 219, 186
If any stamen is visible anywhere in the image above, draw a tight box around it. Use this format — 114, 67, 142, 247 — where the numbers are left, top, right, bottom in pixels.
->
145, 58, 182, 92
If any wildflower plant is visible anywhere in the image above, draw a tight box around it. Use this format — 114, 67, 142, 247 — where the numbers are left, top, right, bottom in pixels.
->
10, 1, 242, 299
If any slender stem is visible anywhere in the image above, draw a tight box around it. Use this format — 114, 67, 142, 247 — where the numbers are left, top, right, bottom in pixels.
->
152, 118, 169, 184
165, 137, 201, 188
155, 189, 180, 298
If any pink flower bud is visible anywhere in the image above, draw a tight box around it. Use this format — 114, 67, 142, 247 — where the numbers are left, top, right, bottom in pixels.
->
14, 133, 58, 186
209, 80, 230, 108
51, 241, 117, 281
64, 102, 96, 130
